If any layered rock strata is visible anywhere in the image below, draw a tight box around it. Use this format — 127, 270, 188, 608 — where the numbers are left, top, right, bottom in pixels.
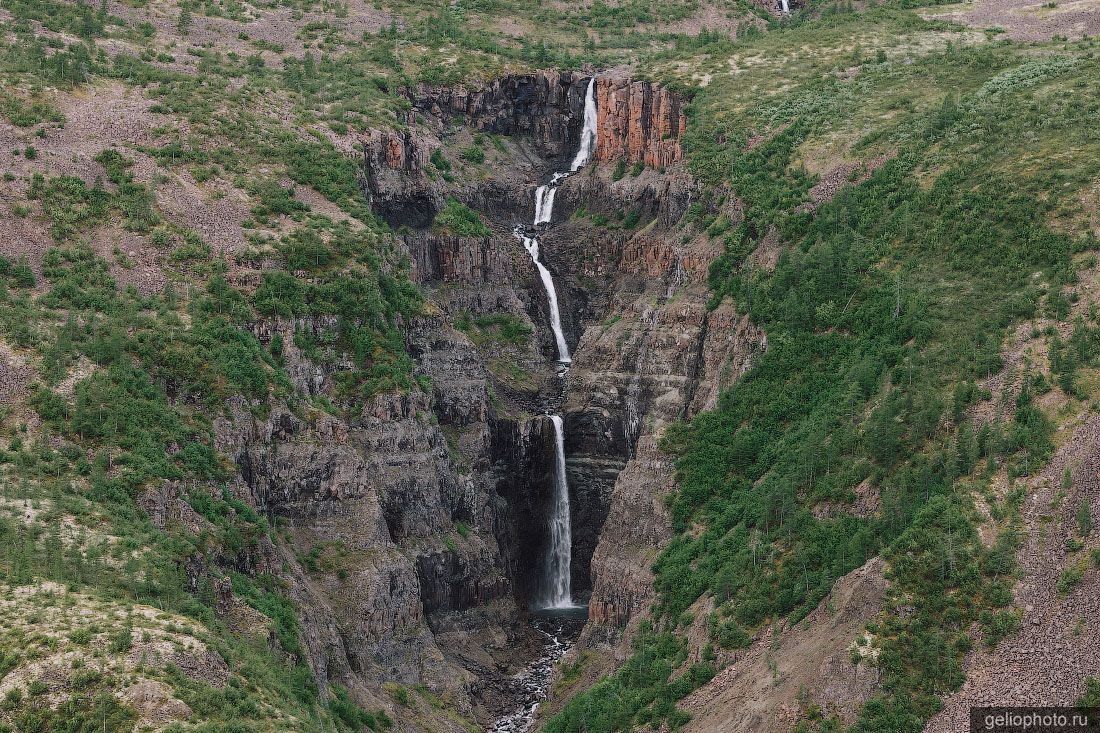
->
266, 68, 707, 728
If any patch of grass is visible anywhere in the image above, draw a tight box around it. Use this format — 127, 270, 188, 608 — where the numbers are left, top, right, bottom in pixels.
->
0, 93, 64, 127
433, 199, 491, 237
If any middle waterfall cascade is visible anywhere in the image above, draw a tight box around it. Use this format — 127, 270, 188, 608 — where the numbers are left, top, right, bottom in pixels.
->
543, 415, 573, 608
780, 0, 790, 12
515, 75, 598, 609
520, 235, 571, 363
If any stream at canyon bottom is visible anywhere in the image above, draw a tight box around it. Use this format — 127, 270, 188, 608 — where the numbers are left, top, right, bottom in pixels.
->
490, 606, 588, 733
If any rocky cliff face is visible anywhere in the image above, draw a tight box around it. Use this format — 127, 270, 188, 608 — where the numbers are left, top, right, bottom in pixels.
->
542, 167, 764, 628
205, 287, 571, 727
594, 75, 686, 168
363, 69, 689, 230
405, 71, 592, 160
246, 68, 704, 727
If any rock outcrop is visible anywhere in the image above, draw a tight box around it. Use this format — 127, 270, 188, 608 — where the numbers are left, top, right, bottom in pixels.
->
363, 128, 436, 227
595, 74, 686, 168
362, 70, 688, 229
404, 70, 592, 159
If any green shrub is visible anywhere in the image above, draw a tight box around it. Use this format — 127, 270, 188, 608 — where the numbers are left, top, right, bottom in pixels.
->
27, 174, 110, 241
712, 617, 751, 649
108, 627, 133, 654
331, 684, 391, 731
10, 258, 36, 288
544, 625, 712, 733
29, 386, 69, 422
461, 146, 484, 164
429, 149, 451, 172
1057, 565, 1084, 594
1077, 499, 1092, 537
433, 199, 490, 237
0, 93, 65, 127
93, 149, 160, 232
69, 628, 93, 645
979, 609, 1020, 648
250, 180, 309, 219
16, 692, 136, 733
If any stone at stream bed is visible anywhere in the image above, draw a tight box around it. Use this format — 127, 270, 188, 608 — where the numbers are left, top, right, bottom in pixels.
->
492, 608, 588, 733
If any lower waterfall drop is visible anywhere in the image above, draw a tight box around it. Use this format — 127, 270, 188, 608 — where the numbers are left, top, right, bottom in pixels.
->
542, 415, 573, 608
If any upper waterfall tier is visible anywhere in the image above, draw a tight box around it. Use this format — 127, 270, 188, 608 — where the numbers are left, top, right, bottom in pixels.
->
515, 76, 599, 364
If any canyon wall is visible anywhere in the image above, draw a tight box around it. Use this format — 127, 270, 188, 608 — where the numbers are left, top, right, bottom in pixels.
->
545, 168, 765, 633
243, 67, 711, 727
366, 65, 759, 635
210, 308, 550, 726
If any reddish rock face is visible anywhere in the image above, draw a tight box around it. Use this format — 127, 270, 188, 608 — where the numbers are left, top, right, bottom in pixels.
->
366, 72, 688, 176
594, 77, 686, 168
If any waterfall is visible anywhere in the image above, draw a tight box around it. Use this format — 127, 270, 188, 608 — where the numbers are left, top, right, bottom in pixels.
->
541, 415, 573, 608
516, 75, 598, 365
513, 76, 598, 610
569, 78, 598, 172
520, 236, 571, 363
780, 0, 790, 12
534, 184, 557, 226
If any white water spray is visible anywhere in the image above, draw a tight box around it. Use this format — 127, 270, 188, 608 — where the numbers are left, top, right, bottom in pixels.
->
780, 0, 790, 13
542, 415, 573, 608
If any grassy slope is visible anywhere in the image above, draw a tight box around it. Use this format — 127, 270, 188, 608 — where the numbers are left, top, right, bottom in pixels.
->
545, 6, 1100, 733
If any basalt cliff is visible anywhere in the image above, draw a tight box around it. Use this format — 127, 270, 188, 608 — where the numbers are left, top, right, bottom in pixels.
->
319, 69, 752, 727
